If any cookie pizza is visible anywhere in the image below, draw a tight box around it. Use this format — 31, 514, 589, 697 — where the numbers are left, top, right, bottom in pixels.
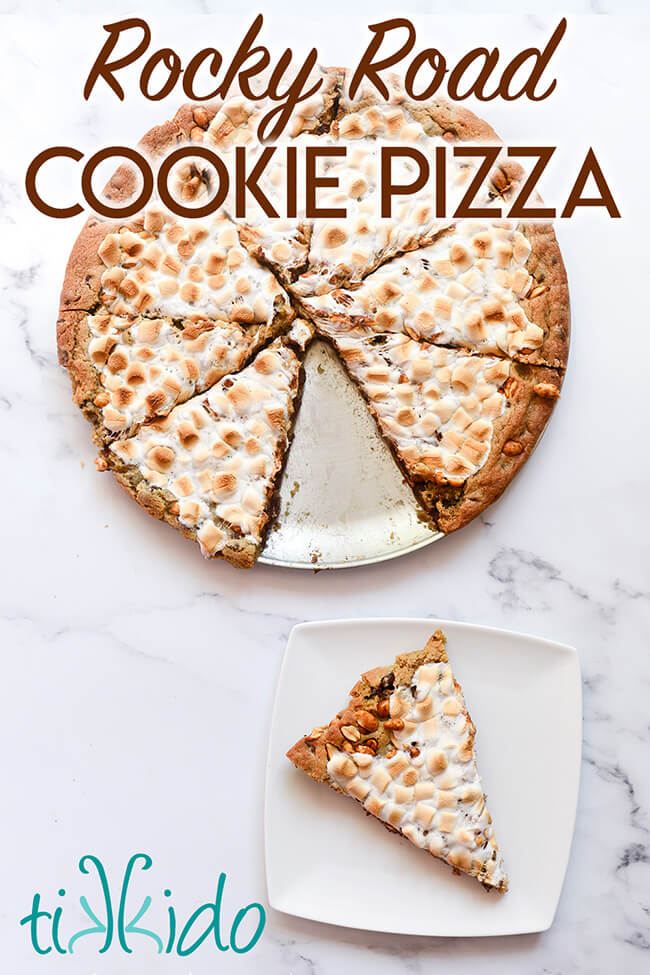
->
287, 630, 508, 890
58, 69, 569, 567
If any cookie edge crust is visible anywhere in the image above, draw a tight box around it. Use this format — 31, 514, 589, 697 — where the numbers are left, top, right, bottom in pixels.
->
427, 361, 564, 533
520, 220, 570, 372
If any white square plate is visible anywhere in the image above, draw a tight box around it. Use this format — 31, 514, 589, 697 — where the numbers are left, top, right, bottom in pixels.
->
265, 618, 581, 937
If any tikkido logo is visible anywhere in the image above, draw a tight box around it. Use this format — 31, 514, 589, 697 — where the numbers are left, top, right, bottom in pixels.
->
19, 855, 265, 957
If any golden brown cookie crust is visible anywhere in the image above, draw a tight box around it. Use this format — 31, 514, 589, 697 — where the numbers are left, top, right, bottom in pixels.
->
519, 221, 570, 371
426, 362, 564, 533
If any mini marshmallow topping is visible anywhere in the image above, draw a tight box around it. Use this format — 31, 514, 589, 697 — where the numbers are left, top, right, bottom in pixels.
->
85, 314, 264, 438
97, 207, 291, 325
108, 334, 303, 561
301, 219, 548, 361
332, 332, 510, 484
287, 631, 508, 890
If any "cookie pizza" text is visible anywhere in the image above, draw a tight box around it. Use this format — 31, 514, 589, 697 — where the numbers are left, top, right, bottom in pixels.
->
26, 142, 620, 221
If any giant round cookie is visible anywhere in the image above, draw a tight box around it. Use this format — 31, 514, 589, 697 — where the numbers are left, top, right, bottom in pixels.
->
57, 68, 569, 568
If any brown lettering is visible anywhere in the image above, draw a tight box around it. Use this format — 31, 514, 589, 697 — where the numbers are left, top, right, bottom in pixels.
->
434, 145, 446, 219
157, 146, 229, 219
404, 50, 446, 100
380, 147, 430, 218
183, 49, 223, 100
452, 146, 502, 219
500, 18, 567, 101
349, 18, 416, 101
561, 148, 620, 218
140, 49, 182, 100
305, 146, 347, 219
258, 48, 321, 143
447, 48, 501, 101
234, 146, 279, 218
506, 147, 556, 218
25, 147, 84, 218
82, 147, 153, 219
84, 18, 151, 100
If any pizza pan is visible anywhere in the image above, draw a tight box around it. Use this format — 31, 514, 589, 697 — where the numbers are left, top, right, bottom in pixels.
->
258, 339, 442, 569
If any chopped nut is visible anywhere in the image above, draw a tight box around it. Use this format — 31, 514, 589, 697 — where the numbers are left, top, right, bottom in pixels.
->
356, 710, 379, 733
355, 745, 376, 755
503, 440, 523, 456
384, 718, 405, 731
94, 454, 108, 472
385, 746, 397, 759
341, 725, 361, 742
533, 382, 560, 399
192, 106, 210, 128
305, 726, 325, 742
377, 699, 390, 720
341, 741, 355, 754
528, 284, 547, 299
325, 742, 338, 759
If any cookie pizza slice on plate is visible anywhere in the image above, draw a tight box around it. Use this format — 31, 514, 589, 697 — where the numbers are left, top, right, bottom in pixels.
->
102, 321, 313, 568
301, 219, 569, 370
327, 331, 562, 533
287, 629, 508, 890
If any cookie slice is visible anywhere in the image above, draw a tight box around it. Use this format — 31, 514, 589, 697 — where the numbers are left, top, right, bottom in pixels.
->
287, 630, 508, 891
301, 220, 569, 370
327, 331, 562, 533
200, 66, 344, 286
168, 67, 344, 285
57, 311, 289, 444
60, 206, 294, 330
287, 76, 507, 298
103, 321, 313, 568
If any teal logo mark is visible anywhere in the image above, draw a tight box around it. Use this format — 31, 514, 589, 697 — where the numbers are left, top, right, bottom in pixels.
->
20, 854, 265, 957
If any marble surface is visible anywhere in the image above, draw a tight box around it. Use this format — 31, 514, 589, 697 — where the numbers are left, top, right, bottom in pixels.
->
1, 3, 649, 972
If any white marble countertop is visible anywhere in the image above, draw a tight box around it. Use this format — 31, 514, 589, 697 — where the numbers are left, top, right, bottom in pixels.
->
1, 4, 649, 972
